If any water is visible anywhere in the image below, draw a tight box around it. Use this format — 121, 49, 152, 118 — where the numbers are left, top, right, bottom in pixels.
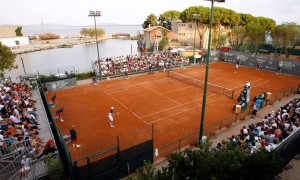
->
6, 39, 140, 80
23, 25, 143, 37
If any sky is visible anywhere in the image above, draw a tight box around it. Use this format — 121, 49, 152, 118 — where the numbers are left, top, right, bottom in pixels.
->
1, 0, 299, 26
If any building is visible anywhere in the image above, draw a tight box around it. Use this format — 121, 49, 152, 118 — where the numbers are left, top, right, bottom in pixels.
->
171, 20, 230, 51
171, 19, 209, 50
0, 26, 29, 48
143, 26, 179, 50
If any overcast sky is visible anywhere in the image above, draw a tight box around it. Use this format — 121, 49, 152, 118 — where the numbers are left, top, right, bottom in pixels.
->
1, 0, 299, 26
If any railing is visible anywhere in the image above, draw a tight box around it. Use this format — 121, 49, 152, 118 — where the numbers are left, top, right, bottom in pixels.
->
93, 61, 191, 80
0, 142, 34, 180
0, 139, 35, 179
155, 83, 299, 162
8, 152, 59, 180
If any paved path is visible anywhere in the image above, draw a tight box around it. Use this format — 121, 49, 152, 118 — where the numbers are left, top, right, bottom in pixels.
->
32, 88, 53, 142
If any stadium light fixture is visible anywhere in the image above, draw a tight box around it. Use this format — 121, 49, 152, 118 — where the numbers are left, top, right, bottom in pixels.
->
88, 10, 102, 81
193, 14, 200, 65
199, 0, 225, 143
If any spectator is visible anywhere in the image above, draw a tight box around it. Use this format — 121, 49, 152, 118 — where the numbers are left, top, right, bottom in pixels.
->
18, 155, 31, 180
70, 125, 80, 148
37, 139, 57, 159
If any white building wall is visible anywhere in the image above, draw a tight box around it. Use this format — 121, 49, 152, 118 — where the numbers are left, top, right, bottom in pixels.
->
0, 36, 29, 47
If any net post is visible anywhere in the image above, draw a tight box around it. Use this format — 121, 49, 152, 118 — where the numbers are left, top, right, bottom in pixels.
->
231, 90, 234, 99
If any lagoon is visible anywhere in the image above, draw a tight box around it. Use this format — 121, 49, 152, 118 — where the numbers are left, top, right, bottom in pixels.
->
6, 39, 139, 80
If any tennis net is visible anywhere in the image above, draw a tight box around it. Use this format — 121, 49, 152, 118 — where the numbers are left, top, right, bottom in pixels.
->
168, 71, 234, 98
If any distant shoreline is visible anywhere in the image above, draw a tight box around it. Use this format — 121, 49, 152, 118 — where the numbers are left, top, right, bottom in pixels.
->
12, 35, 139, 54
12, 36, 112, 54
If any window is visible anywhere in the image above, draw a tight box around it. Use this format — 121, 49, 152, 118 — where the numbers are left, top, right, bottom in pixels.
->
188, 33, 192, 39
188, 24, 193, 29
15, 41, 20, 45
178, 33, 186, 36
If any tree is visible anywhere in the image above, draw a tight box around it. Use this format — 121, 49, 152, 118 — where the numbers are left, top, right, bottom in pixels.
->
82, 28, 105, 38
0, 42, 17, 78
219, 8, 240, 27
272, 22, 300, 57
239, 13, 257, 26
212, 34, 226, 50
158, 10, 181, 30
129, 140, 285, 180
15, 26, 23, 36
227, 26, 247, 51
256, 17, 276, 32
180, 6, 210, 23
142, 13, 159, 29
158, 30, 169, 51
80, 28, 89, 38
245, 23, 267, 53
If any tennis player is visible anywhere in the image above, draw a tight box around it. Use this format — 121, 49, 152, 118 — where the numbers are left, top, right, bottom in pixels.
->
108, 107, 115, 127
235, 63, 239, 73
51, 93, 56, 104
56, 106, 64, 122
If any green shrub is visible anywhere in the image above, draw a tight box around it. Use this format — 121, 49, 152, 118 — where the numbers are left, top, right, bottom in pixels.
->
75, 71, 95, 80
46, 156, 65, 180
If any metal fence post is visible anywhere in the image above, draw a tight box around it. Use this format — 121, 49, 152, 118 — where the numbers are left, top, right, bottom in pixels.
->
116, 136, 121, 177
87, 157, 92, 180
179, 139, 182, 152
152, 124, 154, 162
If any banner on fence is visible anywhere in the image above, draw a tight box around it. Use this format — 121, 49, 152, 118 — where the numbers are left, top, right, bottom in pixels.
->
219, 51, 300, 76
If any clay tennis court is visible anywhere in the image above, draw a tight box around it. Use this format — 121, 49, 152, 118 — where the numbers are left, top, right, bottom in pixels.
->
46, 62, 300, 162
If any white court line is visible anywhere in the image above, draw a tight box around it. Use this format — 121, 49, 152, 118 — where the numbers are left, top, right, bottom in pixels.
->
220, 78, 256, 87
148, 96, 227, 124
232, 80, 271, 95
230, 79, 263, 91
141, 93, 217, 118
161, 78, 222, 95
143, 86, 182, 105
162, 86, 193, 95
147, 80, 271, 124
107, 78, 175, 94
104, 91, 150, 125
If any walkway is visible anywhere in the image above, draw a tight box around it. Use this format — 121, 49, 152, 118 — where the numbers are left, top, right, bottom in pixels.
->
32, 88, 53, 142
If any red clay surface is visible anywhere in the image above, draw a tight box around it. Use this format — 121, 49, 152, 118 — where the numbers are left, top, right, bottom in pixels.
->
46, 62, 300, 163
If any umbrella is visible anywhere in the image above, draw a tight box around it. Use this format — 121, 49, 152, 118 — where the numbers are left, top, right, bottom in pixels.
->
56, 106, 64, 114
177, 48, 185, 52
170, 49, 178, 53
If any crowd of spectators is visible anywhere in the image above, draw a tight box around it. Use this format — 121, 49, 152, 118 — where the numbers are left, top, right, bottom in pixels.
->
215, 98, 300, 154
92, 53, 190, 77
0, 79, 54, 158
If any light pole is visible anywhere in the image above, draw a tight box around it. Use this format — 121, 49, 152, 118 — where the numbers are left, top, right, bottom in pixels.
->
20, 57, 26, 74
130, 44, 133, 57
88, 10, 102, 81
193, 14, 200, 65
199, 0, 225, 143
